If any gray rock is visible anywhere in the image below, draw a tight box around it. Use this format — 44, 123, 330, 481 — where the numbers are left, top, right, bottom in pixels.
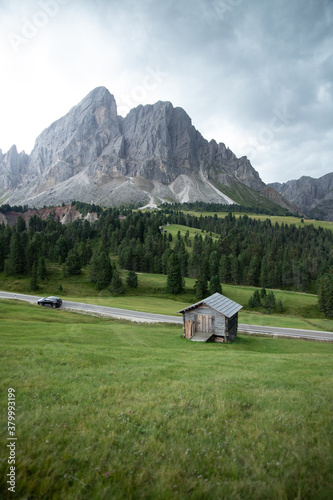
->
0, 145, 29, 191
269, 173, 333, 220
0, 86, 292, 211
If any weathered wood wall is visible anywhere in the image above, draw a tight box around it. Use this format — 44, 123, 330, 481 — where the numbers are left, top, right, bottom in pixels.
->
182, 305, 238, 342
227, 313, 238, 342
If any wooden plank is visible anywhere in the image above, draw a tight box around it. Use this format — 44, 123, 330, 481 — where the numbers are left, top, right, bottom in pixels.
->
191, 331, 214, 342
185, 320, 196, 339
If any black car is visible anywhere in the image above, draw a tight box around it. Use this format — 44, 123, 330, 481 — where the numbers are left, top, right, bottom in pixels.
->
37, 296, 62, 308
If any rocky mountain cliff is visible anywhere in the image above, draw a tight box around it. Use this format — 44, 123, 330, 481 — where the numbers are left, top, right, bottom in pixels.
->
270, 173, 333, 220
0, 87, 295, 212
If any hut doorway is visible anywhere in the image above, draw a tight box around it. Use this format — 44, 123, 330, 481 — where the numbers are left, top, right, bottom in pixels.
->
196, 314, 213, 333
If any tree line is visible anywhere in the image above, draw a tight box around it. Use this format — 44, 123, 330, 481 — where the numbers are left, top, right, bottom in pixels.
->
0, 205, 332, 313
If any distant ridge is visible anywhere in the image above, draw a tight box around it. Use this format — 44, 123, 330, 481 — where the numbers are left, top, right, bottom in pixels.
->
269, 172, 333, 220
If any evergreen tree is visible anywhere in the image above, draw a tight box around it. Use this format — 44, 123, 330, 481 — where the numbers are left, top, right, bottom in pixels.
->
266, 291, 276, 309
219, 254, 230, 283
77, 241, 91, 266
29, 261, 39, 291
162, 248, 173, 275
16, 216, 26, 233
246, 255, 260, 286
109, 267, 124, 294
37, 256, 47, 281
89, 250, 113, 290
318, 273, 333, 317
252, 290, 261, 306
209, 275, 222, 294
209, 251, 220, 278
63, 249, 81, 276
54, 236, 68, 264
248, 296, 255, 308
174, 236, 188, 277
195, 274, 208, 300
166, 253, 183, 294
0, 233, 8, 272
230, 254, 240, 284
126, 270, 138, 288
119, 245, 134, 270
5, 233, 26, 275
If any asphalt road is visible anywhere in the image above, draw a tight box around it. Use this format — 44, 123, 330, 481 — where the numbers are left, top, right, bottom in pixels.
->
0, 291, 181, 324
1, 291, 332, 342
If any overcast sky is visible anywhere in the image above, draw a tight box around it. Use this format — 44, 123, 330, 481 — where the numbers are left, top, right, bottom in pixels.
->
0, 0, 332, 183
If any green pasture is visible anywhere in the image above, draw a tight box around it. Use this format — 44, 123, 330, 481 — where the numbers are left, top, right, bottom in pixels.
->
164, 224, 220, 249
1, 268, 332, 332
181, 210, 333, 230
0, 300, 332, 499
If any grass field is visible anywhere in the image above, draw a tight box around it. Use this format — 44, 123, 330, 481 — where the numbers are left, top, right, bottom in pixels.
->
0, 300, 332, 499
1, 267, 332, 333
165, 224, 220, 250
180, 211, 333, 230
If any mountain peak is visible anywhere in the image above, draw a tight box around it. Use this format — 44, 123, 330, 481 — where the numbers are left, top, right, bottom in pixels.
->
0, 86, 294, 214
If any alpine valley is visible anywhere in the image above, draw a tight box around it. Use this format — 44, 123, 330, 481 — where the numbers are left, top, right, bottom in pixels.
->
0, 87, 299, 213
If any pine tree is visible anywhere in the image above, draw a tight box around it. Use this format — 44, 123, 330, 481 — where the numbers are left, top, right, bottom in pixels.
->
195, 274, 208, 300
5, 233, 26, 276
89, 250, 113, 290
54, 236, 68, 264
16, 216, 26, 233
63, 249, 81, 276
209, 275, 222, 294
219, 254, 230, 283
166, 253, 183, 294
318, 273, 333, 317
174, 236, 188, 277
126, 270, 138, 288
252, 290, 261, 306
0, 233, 8, 272
37, 256, 47, 281
209, 251, 220, 278
109, 267, 124, 295
77, 241, 90, 266
266, 291, 276, 309
29, 261, 39, 291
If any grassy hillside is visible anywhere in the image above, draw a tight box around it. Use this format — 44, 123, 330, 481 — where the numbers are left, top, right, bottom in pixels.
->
180, 211, 333, 230
0, 265, 332, 332
0, 300, 332, 499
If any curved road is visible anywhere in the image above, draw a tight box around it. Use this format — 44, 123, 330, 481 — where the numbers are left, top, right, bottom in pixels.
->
1, 291, 332, 342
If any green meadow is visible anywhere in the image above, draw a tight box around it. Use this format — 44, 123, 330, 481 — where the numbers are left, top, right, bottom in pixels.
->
1, 265, 332, 333
180, 211, 333, 230
0, 299, 333, 499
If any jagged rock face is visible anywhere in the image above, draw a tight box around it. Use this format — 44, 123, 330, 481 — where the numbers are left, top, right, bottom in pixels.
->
0, 86, 275, 209
270, 174, 333, 220
0, 146, 29, 190
261, 186, 299, 214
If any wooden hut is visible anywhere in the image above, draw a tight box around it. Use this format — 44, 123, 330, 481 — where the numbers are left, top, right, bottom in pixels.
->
177, 292, 242, 343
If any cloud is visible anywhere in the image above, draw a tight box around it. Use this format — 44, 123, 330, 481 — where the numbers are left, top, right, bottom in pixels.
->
0, 0, 332, 183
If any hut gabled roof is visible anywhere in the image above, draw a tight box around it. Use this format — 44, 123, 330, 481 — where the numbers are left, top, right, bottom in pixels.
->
177, 292, 242, 318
